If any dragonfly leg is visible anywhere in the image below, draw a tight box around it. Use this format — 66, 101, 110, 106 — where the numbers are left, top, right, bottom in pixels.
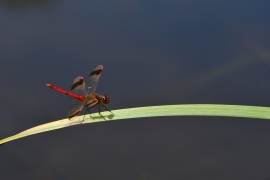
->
82, 107, 89, 121
85, 106, 96, 119
101, 104, 114, 115
96, 105, 107, 120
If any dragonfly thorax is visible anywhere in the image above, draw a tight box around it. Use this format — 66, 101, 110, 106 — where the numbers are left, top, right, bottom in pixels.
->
84, 93, 110, 106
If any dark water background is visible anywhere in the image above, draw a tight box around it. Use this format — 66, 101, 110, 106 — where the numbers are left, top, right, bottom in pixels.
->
1, 0, 270, 179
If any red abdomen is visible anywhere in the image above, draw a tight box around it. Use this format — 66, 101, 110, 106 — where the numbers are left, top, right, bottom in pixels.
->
46, 84, 85, 101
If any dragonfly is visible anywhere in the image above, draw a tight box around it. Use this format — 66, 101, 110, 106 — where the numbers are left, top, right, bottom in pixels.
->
46, 65, 112, 120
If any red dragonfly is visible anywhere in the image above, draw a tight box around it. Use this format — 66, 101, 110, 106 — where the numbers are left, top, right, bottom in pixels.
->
46, 65, 112, 119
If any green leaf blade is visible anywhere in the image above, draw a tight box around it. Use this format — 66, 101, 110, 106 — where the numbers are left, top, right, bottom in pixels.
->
1, 104, 270, 145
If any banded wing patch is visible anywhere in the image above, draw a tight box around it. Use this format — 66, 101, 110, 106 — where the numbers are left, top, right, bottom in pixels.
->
87, 65, 103, 93
68, 101, 85, 119
71, 76, 86, 96
68, 76, 87, 119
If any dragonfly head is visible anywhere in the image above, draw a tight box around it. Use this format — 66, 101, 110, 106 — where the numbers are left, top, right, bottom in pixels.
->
103, 95, 110, 104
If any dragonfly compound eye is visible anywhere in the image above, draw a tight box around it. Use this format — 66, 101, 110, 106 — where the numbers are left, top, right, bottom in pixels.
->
103, 95, 110, 104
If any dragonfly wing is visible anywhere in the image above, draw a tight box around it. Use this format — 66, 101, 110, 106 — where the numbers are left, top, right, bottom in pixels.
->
71, 76, 87, 96
87, 65, 103, 93
68, 101, 85, 119
68, 76, 87, 119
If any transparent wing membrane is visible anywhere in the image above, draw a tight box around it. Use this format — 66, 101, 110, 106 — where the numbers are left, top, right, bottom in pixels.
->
67, 76, 87, 118
68, 100, 85, 119
71, 76, 87, 96
87, 65, 103, 93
